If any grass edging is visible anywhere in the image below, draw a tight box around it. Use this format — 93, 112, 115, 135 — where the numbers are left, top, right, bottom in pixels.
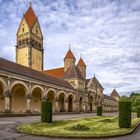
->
16, 118, 140, 139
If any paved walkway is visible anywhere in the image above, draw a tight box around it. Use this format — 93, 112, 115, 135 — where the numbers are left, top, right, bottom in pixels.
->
0, 113, 139, 140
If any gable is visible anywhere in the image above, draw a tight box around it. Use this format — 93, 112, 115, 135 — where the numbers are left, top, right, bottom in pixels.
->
17, 17, 30, 36
87, 79, 95, 89
31, 19, 43, 39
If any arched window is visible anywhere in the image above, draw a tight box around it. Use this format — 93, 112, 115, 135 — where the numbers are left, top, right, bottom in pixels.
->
26, 38, 29, 45
36, 29, 38, 35
19, 40, 21, 45
22, 28, 24, 33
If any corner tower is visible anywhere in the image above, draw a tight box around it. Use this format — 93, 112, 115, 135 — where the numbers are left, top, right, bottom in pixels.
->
77, 57, 86, 79
64, 48, 76, 72
16, 4, 43, 71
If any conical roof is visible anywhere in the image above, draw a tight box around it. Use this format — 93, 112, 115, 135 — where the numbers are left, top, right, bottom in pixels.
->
77, 57, 86, 67
110, 89, 120, 97
64, 49, 76, 60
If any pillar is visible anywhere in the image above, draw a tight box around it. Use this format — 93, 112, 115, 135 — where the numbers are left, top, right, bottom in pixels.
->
65, 99, 68, 112
73, 99, 79, 112
4, 89, 11, 113
54, 98, 59, 112
26, 93, 32, 113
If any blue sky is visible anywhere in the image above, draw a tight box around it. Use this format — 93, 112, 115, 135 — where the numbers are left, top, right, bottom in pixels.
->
0, 0, 140, 96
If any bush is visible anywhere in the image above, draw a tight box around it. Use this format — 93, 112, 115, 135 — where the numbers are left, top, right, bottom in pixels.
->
119, 101, 131, 128
137, 108, 140, 118
97, 106, 102, 116
70, 124, 90, 131
41, 100, 52, 123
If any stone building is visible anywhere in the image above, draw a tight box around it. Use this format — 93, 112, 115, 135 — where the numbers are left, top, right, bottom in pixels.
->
0, 5, 119, 114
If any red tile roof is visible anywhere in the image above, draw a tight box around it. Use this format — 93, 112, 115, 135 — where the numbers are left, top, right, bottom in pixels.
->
43, 67, 64, 78
0, 58, 74, 90
77, 58, 86, 67
64, 49, 76, 60
110, 89, 120, 97
24, 5, 37, 28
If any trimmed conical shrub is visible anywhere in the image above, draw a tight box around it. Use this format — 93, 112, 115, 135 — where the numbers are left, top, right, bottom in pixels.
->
41, 100, 52, 123
137, 108, 140, 118
119, 101, 131, 128
97, 106, 102, 116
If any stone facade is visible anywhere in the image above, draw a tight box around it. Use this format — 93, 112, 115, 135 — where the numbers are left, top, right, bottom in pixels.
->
0, 5, 119, 114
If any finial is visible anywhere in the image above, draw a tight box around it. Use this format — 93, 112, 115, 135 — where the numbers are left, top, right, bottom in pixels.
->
94, 74, 95, 77
69, 44, 71, 50
29, 2, 32, 6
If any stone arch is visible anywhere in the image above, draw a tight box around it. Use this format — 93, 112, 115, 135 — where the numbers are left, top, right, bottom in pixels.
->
30, 87, 43, 113
47, 88, 56, 95
58, 91, 66, 112
68, 94, 74, 112
0, 77, 7, 90
47, 88, 56, 112
11, 81, 29, 95
31, 85, 44, 97
0, 80, 5, 113
11, 83, 28, 113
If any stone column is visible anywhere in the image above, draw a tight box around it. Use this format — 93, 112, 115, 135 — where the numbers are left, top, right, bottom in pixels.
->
83, 101, 87, 112
4, 89, 11, 113
54, 98, 59, 112
73, 99, 79, 112
65, 99, 68, 112
26, 93, 32, 113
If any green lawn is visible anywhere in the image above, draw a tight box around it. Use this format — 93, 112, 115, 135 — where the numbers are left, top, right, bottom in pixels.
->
17, 116, 140, 138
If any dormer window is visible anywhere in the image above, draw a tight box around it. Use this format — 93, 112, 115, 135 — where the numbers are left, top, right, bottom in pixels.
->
22, 28, 24, 32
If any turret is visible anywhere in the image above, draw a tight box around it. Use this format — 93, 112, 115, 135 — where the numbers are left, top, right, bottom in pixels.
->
110, 89, 120, 101
77, 57, 86, 79
64, 48, 76, 72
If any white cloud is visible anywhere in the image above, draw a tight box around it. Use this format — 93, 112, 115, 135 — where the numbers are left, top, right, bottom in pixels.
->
0, 0, 140, 96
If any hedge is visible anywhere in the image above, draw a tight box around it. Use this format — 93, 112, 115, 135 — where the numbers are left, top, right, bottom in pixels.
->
97, 106, 102, 116
41, 100, 52, 123
119, 101, 131, 128
137, 108, 140, 118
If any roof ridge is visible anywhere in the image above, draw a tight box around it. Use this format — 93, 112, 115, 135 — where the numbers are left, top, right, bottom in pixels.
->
93, 76, 104, 90
43, 67, 64, 71
0, 58, 73, 90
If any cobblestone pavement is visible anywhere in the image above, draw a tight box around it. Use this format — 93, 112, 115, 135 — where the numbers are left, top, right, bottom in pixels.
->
0, 113, 139, 140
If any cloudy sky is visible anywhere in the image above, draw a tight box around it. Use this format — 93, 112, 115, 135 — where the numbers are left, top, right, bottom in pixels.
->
0, 0, 140, 96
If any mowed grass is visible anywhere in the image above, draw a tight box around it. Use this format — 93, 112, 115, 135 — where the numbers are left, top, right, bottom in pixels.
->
17, 116, 140, 138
